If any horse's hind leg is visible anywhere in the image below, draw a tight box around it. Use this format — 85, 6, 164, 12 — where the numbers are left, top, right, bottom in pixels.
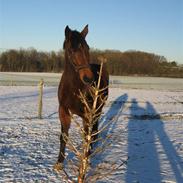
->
54, 106, 71, 170
91, 119, 98, 149
82, 117, 98, 153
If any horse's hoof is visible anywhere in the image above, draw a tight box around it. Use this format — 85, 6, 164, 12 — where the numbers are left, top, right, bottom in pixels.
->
53, 162, 63, 171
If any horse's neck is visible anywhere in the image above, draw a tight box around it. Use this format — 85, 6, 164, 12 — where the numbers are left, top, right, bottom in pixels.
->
64, 54, 84, 89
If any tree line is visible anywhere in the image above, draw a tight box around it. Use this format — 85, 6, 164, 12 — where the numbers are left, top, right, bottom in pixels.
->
0, 48, 183, 78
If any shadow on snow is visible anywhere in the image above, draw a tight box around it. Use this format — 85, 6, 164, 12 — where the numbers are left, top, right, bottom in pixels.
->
125, 99, 183, 183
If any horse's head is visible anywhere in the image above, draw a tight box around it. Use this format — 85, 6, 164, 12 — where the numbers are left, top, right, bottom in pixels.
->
63, 25, 94, 85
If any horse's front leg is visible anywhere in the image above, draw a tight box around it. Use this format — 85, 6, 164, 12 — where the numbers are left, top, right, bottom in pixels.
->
54, 106, 71, 171
82, 120, 91, 157
91, 119, 98, 148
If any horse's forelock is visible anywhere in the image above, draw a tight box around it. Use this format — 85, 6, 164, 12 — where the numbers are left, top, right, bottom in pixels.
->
64, 30, 88, 51
71, 31, 85, 49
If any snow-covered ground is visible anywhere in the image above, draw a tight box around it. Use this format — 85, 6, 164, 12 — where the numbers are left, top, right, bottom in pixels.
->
0, 81, 183, 182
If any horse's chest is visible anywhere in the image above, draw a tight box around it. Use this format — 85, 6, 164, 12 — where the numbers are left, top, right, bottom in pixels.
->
61, 87, 87, 115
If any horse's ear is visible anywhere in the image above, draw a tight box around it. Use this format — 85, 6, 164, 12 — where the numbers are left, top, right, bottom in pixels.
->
65, 25, 71, 40
81, 24, 88, 38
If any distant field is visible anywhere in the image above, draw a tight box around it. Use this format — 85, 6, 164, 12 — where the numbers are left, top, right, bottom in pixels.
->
0, 72, 61, 86
0, 72, 183, 90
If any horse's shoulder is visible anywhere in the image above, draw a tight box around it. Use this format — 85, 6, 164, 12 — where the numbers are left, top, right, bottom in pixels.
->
90, 63, 109, 82
89, 64, 100, 73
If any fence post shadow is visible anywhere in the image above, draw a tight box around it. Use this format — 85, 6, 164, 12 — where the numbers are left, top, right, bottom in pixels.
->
126, 99, 183, 183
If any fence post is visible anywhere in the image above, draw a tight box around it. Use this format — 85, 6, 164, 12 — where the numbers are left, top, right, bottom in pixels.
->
38, 79, 44, 119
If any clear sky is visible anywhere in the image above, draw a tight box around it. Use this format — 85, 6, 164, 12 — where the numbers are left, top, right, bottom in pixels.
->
0, 0, 183, 63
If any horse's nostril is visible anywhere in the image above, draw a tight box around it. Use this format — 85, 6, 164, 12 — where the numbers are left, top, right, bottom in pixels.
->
83, 76, 93, 84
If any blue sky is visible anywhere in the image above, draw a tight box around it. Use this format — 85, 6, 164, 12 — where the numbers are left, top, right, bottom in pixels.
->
0, 0, 183, 63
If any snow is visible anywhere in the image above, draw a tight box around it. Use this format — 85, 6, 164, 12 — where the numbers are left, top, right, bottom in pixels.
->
0, 81, 183, 182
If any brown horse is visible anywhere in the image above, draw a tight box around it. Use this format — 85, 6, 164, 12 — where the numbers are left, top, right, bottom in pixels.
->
55, 25, 109, 169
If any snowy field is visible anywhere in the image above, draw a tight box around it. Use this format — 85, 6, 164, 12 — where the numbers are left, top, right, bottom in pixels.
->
0, 73, 183, 183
